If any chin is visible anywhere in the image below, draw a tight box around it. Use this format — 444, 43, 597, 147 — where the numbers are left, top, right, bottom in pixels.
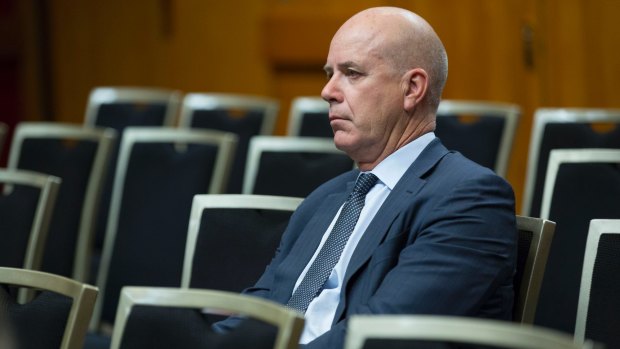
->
333, 140, 357, 158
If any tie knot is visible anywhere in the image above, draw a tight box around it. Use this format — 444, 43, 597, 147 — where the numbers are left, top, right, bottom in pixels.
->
352, 172, 378, 196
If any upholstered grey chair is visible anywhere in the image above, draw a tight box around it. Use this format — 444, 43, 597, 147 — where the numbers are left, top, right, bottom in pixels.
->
534, 148, 620, 334
242, 136, 354, 197
522, 108, 620, 217
435, 99, 520, 177
344, 315, 601, 349
91, 127, 237, 332
179, 92, 279, 193
182, 194, 302, 291
286, 96, 331, 138
0, 169, 60, 271
110, 287, 304, 349
575, 219, 620, 349
8, 122, 116, 282
0, 267, 98, 349
513, 215, 555, 324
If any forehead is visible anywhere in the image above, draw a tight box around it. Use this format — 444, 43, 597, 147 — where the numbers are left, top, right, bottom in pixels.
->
325, 28, 385, 70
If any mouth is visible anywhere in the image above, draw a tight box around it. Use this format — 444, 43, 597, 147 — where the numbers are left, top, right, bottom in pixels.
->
329, 114, 346, 123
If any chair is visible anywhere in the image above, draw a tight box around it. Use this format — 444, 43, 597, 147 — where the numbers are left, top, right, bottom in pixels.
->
84, 87, 181, 280
534, 148, 620, 334
575, 219, 620, 349
514, 215, 555, 324
0, 266, 98, 349
179, 92, 280, 193
286, 96, 331, 138
521, 108, 620, 217
92, 127, 237, 331
344, 315, 601, 349
7, 122, 116, 282
0, 169, 60, 271
84, 87, 181, 129
435, 100, 520, 177
110, 287, 304, 349
182, 194, 303, 290
242, 136, 354, 197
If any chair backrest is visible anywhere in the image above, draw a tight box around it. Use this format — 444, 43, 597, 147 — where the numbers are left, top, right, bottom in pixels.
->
84, 87, 181, 273
286, 96, 331, 138
575, 219, 620, 349
243, 136, 354, 197
179, 92, 280, 193
514, 215, 555, 324
0, 266, 98, 349
0, 169, 60, 271
182, 194, 302, 290
522, 108, 620, 217
344, 315, 601, 349
92, 127, 237, 330
534, 148, 620, 333
7, 122, 116, 281
110, 287, 304, 349
84, 87, 180, 129
435, 100, 520, 177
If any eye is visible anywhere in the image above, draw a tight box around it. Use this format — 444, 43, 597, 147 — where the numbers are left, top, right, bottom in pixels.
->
345, 69, 362, 78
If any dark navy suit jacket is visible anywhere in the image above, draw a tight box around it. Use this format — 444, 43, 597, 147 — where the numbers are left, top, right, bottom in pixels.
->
218, 138, 517, 348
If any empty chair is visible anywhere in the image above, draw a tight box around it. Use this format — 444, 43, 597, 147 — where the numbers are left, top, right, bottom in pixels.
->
110, 287, 304, 349
179, 92, 279, 193
7, 122, 116, 281
534, 148, 620, 334
0, 169, 60, 270
182, 194, 303, 290
92, 127, 237, 332
84, 87, 181, 279
0, 266, 98, 349
575, 219, 620, 349
521, 108, 620, 217
84, 87, 181, 130
435, 100, 520, 177
243, 136, 354, 197
286, 96, 331, 138
344, 315, 600, 349
514, 215, 555, 324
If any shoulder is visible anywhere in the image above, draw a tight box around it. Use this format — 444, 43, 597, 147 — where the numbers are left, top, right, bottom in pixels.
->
434, 151, 513, 193
416, 138, 513, 194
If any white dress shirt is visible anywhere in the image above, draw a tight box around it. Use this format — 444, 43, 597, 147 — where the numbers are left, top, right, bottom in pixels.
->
295, 132, 436, 343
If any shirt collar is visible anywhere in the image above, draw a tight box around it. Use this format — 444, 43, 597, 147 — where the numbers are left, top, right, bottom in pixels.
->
368, 132, 435, 190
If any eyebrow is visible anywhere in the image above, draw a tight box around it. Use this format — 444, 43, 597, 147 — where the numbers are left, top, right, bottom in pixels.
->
323, 61, 360, 74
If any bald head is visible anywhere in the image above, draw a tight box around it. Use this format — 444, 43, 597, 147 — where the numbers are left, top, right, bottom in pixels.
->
333, 7, 448, 111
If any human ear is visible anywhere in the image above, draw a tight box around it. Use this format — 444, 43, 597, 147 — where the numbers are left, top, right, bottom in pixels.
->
403, 68, 428, 112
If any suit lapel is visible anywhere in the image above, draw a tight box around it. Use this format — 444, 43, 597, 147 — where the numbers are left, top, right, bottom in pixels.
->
335, 138, 450, 319
271, 178, 356, 302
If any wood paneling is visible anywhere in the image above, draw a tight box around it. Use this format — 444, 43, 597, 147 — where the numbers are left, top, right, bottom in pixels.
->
537, 0, 620, 108
44, 1, 272, 123
14, 0, 620, 210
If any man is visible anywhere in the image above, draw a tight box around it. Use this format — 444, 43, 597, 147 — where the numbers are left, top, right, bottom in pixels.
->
216, 6, 516, 348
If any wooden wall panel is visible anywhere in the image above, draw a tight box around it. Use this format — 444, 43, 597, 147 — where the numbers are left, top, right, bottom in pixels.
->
537, 0, 620, 108
18, 0, 619, 210
46, 1, 272, 124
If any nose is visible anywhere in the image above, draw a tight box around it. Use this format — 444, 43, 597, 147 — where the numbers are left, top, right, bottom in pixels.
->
321, 75, 341, 104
